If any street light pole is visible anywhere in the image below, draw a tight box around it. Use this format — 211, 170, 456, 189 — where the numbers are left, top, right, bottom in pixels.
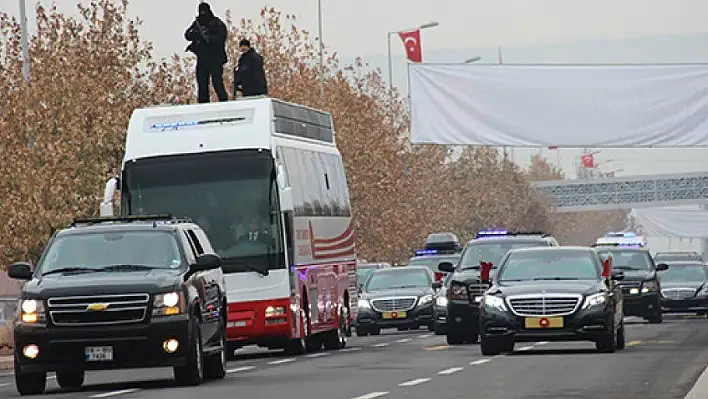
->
387, 21, 439, 91
19, 0, 29, 81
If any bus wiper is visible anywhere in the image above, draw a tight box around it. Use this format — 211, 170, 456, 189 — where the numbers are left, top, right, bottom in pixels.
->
42, 267, 103, 276
228, 259, 269, 276
101, 264, 159, 271
533, 277, 579, 281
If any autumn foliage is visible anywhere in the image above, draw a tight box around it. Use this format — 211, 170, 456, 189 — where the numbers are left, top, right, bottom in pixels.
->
0, 1, 627, 267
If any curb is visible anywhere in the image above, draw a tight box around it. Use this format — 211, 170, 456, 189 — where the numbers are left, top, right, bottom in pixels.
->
685, 365, 708, 399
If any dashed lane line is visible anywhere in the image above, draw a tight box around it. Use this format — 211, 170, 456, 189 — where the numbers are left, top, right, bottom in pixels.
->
398, 378, 431, 387
417, 334, 432, 339
268, 358, 296, 365
517, 345, 534, 351
306, 352, 331, 358
351, 392, 389, 399
0, 382, 10, 387
423, 345, 449, 351
536, 341, 550, 345
341, 347, 362, 352
90, 389, 141, 398
470, 358, 492, 365
372, 343, 390, 347
438, 367, 464, 375
227, 366, 256, 373
395, 338, 413, 343
626, 340, 643, 347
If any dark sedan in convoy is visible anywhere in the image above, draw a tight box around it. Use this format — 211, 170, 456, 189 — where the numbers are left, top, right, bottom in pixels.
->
356, 262, 392, 291
658, 261, 708, 317
356, 266, 436, 335
594, 245, 667, 323
432, 273, 453, 335
479, 247, 625, 355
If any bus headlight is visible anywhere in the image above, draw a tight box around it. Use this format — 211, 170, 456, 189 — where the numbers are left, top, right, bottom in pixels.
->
19, 299, 46, 324
153, 292, 185, 316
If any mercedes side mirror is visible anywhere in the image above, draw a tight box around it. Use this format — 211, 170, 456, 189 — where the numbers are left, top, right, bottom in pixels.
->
437, 262, 455, 273
8, 261, 33, 280
191, 253, 222, 272
655, 263, 669, 271
432, 281, 442, 290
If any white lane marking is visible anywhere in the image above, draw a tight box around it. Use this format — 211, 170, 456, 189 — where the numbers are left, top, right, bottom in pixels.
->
351, 392, 389, 399
372, 343, 390, 347
398, 378, 431, 387
227, 366, 256, 373
438, 367, 464, 375
395, 338, 413, 343
341, 347, 362, 352
536, 341, 549, 345
417, 334, 432, 339
0, 382, 10, 387
306, 352, 330, 358
517, 345, 534, 351
268, 358, 296, 365
470, 359, 492, 365
90, 389, 141, 398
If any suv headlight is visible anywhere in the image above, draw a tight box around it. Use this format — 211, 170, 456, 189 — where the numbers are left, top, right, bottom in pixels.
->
448, 283, 468, 300
482, 295, 507, 312
418, 295, 433, 306
357, 298, 371, 309
641, 281, 657, 293
436, 296, 448, 307
18, 299, 46, 324
582, 293, 608, 310
153, 292, 185, 316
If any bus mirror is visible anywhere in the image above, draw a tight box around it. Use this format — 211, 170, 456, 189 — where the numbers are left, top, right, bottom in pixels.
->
276, 164, 287, 189
99, 177, 119, 216
280, 187, 294, 212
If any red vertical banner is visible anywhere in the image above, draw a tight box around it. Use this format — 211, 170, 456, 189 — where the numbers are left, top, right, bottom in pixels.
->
398, 30, 422, 63
580, 153, 594, 168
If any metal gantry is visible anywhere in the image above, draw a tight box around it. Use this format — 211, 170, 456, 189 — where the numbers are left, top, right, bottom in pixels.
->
532, 172, 708, 212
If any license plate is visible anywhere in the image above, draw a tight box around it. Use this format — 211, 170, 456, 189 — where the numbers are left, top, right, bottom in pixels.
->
524, 317, 563, 329
382, 311, 407, 320
85, 346, 113, 362
228, 321, 247, 328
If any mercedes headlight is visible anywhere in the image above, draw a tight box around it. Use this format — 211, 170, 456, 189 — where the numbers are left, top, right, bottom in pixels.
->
357, 298, 371, 309
482, 295, 507, 312
436, 296, 448, 307
18, 299, 46, 324
418, 295, 433, 306
153, 291, 185, 316
641, 281, 657, 293
582, 293, 608, 309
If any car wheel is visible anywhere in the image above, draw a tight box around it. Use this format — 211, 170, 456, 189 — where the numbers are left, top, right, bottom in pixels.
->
647, 309, 663, 324
15, 360, 47, 396
285, 308, 310, 355
370, 327, 381, 336
446, 332, 464, 345
174, 316, 204, 386
323, 307, 347, 350
595, 329, 616, 353
56, 371, 84, 390
464, 331, 479, 344
616, 321, 626, 350
203, 321, 227, 379
480, 336, 501, 356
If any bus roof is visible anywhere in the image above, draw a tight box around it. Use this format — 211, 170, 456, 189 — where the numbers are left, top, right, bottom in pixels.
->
124, 97, 335, 163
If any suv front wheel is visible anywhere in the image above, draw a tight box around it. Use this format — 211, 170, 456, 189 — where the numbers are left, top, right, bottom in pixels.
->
174, 316, 204, 386
14, 361, 47, 396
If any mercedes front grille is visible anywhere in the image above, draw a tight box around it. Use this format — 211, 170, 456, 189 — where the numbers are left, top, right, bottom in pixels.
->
507, 294, 582, 317
661, 288, 695, 300
48, 293, 150, 326
371, 297, 417, 312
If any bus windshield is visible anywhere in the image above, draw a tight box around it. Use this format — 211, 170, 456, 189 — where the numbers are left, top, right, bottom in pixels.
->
121, 149, 285, 273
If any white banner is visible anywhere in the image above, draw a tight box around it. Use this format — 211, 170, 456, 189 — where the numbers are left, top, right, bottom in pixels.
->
409, 64, 708, 146
632, 206, 708, 238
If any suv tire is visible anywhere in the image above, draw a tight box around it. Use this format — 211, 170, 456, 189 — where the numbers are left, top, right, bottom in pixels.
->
174, 316, 204, 386
56, 371, 84, 390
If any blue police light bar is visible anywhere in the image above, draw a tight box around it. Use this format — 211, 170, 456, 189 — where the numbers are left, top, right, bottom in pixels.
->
617, 243, 643, 248
477, 230, 509, 236
605, 232, 637, 238
415, 249, 439, 256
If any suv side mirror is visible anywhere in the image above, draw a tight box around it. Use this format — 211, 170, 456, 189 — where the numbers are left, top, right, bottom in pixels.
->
432, 281, 442, 290
438, 262, 455, 273
655, 263, 669, 271
8, 262, 33, 280
191, 253, 222, 272
611, 270, 625, 281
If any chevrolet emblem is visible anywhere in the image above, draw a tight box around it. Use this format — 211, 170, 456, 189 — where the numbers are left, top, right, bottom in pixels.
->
86, 303, 109, 312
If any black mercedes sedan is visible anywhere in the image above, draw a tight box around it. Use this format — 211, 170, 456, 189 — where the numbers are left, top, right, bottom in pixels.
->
356, 266, 436, 335
479, 247, 625, 355
658, 261, 708, 316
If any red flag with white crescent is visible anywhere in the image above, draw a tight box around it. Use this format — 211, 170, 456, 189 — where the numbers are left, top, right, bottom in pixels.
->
480, 262, 493, 282
398, 30, 422, 63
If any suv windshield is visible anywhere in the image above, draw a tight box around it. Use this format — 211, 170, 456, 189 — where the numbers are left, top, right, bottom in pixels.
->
459, 241, 546, 269
365, 269, 431, 292
658, 263, 707, 282
498, 250, 600, 282
598, 249, 653, 270
37, 231, 183, 274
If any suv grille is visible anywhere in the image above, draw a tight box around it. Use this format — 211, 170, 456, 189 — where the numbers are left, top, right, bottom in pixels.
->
48, 294, 149, 326
507, 294, 582, 317
371, 297, 417, 312
661, 288, 695, 300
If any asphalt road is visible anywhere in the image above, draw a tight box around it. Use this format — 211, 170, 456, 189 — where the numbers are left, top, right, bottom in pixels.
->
1, 315, 708, 399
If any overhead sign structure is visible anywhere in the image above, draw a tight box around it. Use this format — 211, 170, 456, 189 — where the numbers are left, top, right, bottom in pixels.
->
409, 63, 708, 147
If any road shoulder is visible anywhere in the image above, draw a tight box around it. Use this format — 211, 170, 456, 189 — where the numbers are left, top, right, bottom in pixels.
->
685, 365, 708, 399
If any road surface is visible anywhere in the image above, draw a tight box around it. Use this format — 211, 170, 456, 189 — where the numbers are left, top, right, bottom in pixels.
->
1, 315, 707, 399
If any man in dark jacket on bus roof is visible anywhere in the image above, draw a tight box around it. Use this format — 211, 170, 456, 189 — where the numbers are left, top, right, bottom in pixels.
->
234, 39, 268, 97
184, 2, 229, 103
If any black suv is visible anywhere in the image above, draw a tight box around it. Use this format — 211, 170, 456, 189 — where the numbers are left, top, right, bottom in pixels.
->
435, 231, 558, 345
479, 246, 625, 355
594, 244, 668, 323
8, 215, 228, 395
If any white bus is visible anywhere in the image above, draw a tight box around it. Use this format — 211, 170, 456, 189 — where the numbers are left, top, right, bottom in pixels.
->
100, 97, 358, 355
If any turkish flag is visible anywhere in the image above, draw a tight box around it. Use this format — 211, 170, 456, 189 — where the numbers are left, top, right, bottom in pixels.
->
580, 153, 594, 168
398, 30, 422, 63
480, 262, 493, 282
